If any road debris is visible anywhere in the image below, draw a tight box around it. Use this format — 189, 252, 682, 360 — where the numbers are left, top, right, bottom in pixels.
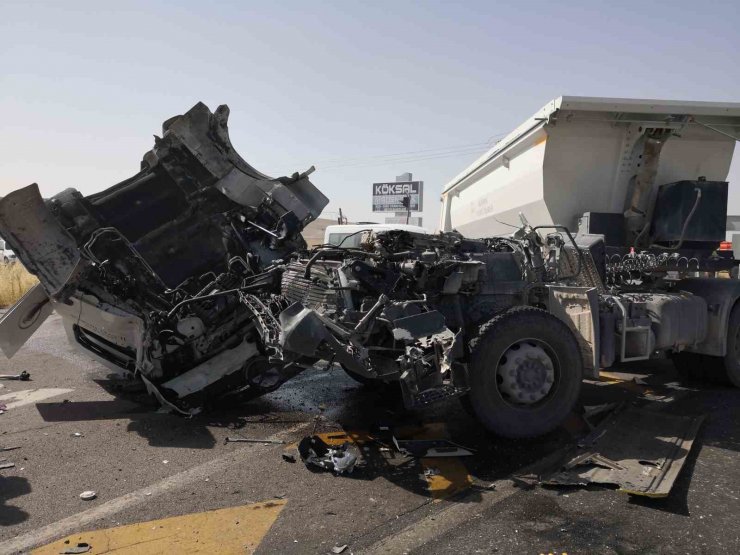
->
582, 402, 621, 429
298, 435, 359, 474
282, 453, 297, 463
0, 446, 20, 452
393, 436, 475, 458
0, 462, 16, 470
331, 545, 348, 554
79, 491, 97, 500
71, 432, 83, 438
0, 371, 30, 381
543, 406, 705, 497
225, 437, 286, 445
0, 403, 6, 415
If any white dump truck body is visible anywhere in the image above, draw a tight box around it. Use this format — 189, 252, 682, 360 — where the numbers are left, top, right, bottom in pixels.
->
440, 96, 740, 237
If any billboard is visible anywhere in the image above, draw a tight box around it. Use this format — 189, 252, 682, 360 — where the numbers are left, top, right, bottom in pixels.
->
372, 181, 423, 212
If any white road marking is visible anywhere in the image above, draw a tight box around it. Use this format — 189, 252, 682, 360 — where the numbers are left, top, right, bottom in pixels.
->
0, 421, 310, 554
0, 388, 74, 409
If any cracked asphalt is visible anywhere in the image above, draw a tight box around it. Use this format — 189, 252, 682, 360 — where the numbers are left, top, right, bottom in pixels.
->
1, 313, 739, 554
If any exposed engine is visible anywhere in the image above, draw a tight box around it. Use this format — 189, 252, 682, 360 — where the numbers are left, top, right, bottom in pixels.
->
275, 229, 525, 408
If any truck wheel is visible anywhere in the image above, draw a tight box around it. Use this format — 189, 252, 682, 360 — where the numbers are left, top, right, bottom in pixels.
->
722, 303, 740, 387
673, 303, 740, 387
466, 306, 583, 438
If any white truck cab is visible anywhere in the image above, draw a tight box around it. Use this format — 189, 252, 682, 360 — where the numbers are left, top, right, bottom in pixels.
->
324, 223, 428, 248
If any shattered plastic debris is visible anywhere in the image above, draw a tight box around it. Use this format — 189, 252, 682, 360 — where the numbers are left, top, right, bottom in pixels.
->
79, 490, 97, 500
332, 545, 348, 554
0, 462, 16, 470
0, 403, 6, 415
297, 435, 359, 474
282, 453, 297, 463
331, 450, 357, 474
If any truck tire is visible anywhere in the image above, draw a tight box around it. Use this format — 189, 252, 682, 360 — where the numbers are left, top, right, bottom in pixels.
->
672, 352, 727, 384
722, 303, 740, 387
673, 303, 740, 387
465, 306, 583, 438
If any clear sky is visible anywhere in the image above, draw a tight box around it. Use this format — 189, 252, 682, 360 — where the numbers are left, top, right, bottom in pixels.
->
2, 0, 739, 229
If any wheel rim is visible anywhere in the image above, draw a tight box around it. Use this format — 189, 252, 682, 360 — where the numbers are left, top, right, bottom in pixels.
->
495, 339, 558, 406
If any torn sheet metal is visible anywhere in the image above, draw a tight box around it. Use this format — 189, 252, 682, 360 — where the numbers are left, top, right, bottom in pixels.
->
544, 406, 704, 497
392, 436, 475, 458
0, 284, 53, 359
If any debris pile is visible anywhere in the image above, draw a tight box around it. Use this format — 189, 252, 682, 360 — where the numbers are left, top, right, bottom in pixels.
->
297, 435, 359, 475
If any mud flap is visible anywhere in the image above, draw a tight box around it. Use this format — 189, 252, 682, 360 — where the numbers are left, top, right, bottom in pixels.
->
0, 284, 53, 358
543, 406, 704, 497
548, 286, 599, 378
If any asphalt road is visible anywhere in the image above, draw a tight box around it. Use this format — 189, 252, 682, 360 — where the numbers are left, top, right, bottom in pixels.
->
0, 313, 739, 554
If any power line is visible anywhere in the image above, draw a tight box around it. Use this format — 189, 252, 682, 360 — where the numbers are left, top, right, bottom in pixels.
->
291, 133, 508, 169
318, 145, 492, 170
308, 140, 487, 164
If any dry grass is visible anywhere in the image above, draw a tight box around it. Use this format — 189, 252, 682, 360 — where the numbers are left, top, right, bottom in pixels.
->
0, 262, 39, 307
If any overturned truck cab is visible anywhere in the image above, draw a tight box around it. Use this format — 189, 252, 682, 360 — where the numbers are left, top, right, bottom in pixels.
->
0, 103, 586, 438
0, 103, 331, 414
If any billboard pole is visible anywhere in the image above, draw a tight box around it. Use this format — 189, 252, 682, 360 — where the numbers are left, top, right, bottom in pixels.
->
396, 172, 412, 224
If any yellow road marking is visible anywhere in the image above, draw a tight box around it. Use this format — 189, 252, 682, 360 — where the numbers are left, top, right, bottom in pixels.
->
421, 457, 472, 499
396, 423, 472, 500
316, 430, 372, 445
599, 372, 654, 395
599, 371, 628, 382
32, 500, 287, 555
